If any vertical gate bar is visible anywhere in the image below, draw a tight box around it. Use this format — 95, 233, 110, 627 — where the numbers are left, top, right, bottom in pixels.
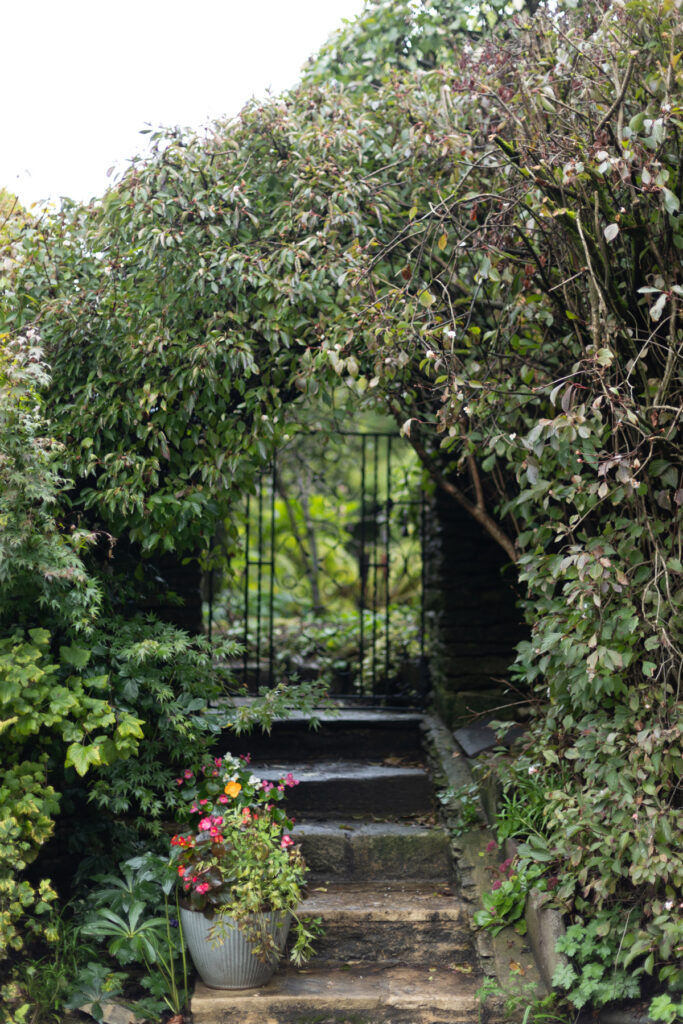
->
371, 433, 379, 696
269, 458, 276, 687
385, 434, 391, 687
420, 486, 426, 663
256, 475, 264, 690
243, 493, 250, 690
208, 564, 213, 645
359, 435, 367, 695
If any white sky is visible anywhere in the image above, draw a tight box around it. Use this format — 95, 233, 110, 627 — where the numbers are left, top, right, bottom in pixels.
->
3, 0, 368, 208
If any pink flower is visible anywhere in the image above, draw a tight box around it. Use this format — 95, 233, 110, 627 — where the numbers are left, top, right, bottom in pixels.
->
491, 880, 502, 891
214, 757, 223, 768
196, 882, 210, 895
190, 803, 198, 813
277, 785, 285, 793
183, 769, 193, 779
199, 817, 212, 831
176, 778, 184, 786
281, 835, 294, 850
284, 772, 299, 788
261, 780, 274, 793
199, 798, 208, 806
485, 840, 498, 853
218, 795, 229, 804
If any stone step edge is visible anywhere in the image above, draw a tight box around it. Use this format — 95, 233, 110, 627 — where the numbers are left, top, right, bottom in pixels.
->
191, 963, 484, 1016
300, 882, 469, 923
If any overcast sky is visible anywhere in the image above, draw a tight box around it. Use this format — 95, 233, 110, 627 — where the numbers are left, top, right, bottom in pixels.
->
3, 0, 368, 208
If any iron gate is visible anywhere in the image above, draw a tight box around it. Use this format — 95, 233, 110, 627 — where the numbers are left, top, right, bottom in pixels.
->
209, 431, 429, 706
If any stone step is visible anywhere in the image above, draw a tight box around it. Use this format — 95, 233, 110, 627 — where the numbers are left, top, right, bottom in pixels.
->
256, 760, 433, 818
294, 820, 452, 881
299, 882, 474, 966
190, 963, 483, 1024
220, 709, 425, 762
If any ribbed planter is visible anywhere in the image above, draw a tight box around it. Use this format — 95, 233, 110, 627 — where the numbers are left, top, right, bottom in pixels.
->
179, 906, 291, 989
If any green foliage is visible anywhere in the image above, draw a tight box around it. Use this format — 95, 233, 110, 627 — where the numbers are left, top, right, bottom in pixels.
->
2, 908, 101, 1024
0, 761, 59, 958
552, 914, 643, 1010
0, 338, 100, 632
473, 858, 544, 936
1, 0, 682, 1012
437, 781, 481, 836
492, 756, 567, 847
225, 677, 335, 737
648, 994, 683, 1023
0, 628, 144, 775
83, 617, 239, 827
63, 964, 127, 1024
318, 0, 683, 1006
80, 852, 189, 1018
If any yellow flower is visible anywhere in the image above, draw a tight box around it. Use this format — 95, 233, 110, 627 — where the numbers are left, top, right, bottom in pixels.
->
224, 780, 242, 798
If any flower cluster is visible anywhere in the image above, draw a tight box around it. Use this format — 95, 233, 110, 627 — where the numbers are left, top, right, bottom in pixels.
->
169, 753, 304, 915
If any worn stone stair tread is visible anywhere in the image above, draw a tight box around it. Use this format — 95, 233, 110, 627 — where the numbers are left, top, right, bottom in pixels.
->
254, 760, 432, 818
221, 705, 426, 725
295, 819, 452, 880
256, 760, 428, 779
301, 880, 466, 918
190, 963, 483, 1024
220, 709, 426, 761
298, 881, 475, 966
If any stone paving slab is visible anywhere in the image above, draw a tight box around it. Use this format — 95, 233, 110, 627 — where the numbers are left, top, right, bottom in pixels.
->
219, 710, 426, 762
256, 760, 433, 818
295, 820, 451, 880
453, 718, 527, 757
191, 964, 482, 1024
299, 881, 474, 966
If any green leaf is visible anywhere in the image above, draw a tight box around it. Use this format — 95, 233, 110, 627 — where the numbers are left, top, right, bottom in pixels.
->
65, 742, 103, 776
60, 645, 91, 669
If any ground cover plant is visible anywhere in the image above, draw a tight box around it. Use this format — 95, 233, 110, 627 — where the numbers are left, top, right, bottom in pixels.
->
1, 0, 682, 1020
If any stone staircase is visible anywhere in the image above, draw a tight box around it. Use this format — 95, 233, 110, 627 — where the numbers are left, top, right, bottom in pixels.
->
191, 711, 487, 1024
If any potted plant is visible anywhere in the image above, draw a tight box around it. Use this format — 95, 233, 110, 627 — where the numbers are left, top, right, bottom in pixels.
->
169, 753, 318, 989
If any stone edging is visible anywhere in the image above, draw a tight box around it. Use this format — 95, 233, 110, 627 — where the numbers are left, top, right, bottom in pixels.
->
421, 712, 657, 1024
420, 713, 546, 1018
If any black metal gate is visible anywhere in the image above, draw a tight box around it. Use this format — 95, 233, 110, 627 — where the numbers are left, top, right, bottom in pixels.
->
209, 432, 428, 706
